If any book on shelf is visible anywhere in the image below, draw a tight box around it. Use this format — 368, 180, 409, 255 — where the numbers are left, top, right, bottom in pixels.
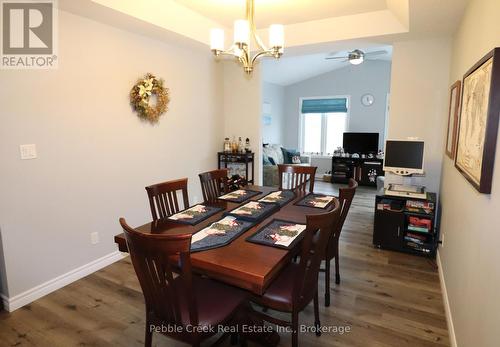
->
407, 225, 430, 233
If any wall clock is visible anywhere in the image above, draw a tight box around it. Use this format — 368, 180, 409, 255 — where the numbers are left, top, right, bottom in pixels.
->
361, 93, 375, 106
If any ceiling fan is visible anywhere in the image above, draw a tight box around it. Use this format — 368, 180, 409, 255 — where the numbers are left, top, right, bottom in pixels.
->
325, 49, 388, 65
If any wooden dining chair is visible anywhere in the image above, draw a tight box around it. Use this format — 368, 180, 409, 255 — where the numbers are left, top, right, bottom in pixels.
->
250, 199, 341, 347
198, 169, 229, 204
145, 178, 189, 221
119, 218, 248, 347
278, 164, 317, 193
322, 178, 358, 306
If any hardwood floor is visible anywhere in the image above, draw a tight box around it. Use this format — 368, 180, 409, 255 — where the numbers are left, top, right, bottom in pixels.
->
0, 182, 449, 346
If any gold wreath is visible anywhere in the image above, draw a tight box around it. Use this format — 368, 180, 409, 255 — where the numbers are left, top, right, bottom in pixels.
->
130, 73, 170, 123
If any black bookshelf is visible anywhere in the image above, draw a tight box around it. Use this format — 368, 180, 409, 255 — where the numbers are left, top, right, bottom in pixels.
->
373, 189, 438, 257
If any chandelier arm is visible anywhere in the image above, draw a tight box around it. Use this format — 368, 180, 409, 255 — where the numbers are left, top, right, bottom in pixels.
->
250, 50, 275, 66
247, 0, 268, 52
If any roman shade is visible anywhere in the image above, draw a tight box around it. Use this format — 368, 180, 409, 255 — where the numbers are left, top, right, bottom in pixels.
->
301, 98, 348, 113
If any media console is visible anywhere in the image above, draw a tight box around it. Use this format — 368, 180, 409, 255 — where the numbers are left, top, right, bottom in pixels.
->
331, 156, 384, 186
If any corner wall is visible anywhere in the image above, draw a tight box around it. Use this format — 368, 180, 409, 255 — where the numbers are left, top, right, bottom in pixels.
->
222, 62, 263, 185
387, 37, 452, 193
439, 0, 500, 346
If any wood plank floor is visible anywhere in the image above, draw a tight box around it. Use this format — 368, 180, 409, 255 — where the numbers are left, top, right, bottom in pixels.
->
0, 182, 449, 347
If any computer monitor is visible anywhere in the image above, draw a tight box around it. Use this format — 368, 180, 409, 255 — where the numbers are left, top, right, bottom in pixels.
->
342, 132, 379, 154
383, 139, 425, 175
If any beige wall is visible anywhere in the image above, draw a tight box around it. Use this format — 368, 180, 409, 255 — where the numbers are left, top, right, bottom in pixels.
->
0, 10, 223, 297
387, 37, 452, 193
222, 62, 263, 185
439, 0, 500, 346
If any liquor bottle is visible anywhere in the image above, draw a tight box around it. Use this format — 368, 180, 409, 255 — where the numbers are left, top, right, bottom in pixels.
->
238, 137, 243, 153
245, 138, 251, 153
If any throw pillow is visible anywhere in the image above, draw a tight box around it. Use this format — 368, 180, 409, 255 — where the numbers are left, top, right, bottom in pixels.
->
281, 148, 301, 164
292, 155, 301, 164
263, 154, 272, 166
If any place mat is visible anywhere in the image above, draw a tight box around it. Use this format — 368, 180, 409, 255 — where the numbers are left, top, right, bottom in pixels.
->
217, 189, 262, 203
294, 193, 336, 209
224, 201, 279, 222
167, 204, 223, 225
246, 219, 307, 250
258, 190, 295, 207
191, 216, 254, 252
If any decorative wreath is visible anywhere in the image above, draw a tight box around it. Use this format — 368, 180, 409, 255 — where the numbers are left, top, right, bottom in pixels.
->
130, 73, 170, 123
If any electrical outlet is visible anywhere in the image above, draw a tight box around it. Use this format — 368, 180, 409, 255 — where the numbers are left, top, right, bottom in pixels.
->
90, 232, 100, 245
20, 144, 37, 160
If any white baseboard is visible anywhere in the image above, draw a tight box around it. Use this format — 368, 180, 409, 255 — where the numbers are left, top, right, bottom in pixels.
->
2, 251, 125, 312
437, 251, 457, 347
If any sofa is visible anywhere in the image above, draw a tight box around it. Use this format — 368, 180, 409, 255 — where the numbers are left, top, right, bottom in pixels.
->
262, 144, 311, 187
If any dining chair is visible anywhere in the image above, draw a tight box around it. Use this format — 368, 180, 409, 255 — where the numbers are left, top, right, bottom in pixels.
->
250, 199, 341, 347
278, 164, 317, 193
119, 218, 248, 347
145, 178, 189, 221
322, 178, 358, 306
199, 169, 229, 203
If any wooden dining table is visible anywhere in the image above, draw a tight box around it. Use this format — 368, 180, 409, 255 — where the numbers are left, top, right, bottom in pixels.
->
114, 185, 337, 296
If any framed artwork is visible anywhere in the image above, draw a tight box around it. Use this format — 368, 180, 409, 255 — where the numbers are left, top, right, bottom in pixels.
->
445, 81, 461, 159
455, 48, 500, 194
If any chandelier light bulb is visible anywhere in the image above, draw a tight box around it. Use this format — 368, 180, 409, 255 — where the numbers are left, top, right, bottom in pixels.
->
210, 28, 224, 51
269, 24, 284, 48
234, 19, 250, 45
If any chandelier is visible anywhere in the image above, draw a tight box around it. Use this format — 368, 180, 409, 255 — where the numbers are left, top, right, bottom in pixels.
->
210, 0, 284, 75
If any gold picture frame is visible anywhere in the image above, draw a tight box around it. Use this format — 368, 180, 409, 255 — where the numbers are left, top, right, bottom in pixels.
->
445, 81, 461, 159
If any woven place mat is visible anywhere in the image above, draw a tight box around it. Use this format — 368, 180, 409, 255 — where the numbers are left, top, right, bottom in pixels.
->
190, 216, 254, 252
167, 204, 223, 225
217, 189, 262, 203
224, 201, 279, 222
246, 219, 307, 250
294, 193, 336, 209
258, 190, 295, 207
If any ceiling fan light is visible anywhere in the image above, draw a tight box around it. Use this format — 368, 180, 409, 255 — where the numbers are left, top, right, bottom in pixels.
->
350, 56, 364, 65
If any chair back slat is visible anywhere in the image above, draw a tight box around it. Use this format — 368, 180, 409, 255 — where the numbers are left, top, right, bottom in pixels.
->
146, 178, 189, 221
120, 218, 198, 327
199, 169, 229, 203
293, 199, 341, 308
278, 165, 317, 192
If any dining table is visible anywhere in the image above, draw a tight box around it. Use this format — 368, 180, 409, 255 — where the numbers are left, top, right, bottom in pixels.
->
114, 185, 338, 296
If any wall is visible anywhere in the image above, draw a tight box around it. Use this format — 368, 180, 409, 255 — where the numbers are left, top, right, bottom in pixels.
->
387, 38, 452, 193
282, 60, 392, 150
0, 10, 223, 300
439, 0, 500, 346
222, 62, 263, 185
261, 82, 285, 145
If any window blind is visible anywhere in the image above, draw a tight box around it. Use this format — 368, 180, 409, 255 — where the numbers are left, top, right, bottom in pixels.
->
301, 98, 348, 114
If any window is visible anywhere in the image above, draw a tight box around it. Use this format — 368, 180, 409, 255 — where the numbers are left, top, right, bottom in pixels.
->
300, 97, 348, 155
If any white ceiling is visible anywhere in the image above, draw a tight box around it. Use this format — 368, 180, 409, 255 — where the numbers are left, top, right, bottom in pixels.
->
263, 45, 393, 86
172, 0, 388, 28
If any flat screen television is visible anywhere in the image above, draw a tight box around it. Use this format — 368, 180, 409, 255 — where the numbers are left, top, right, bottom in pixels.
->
342, 132, 379, 154
383, 139, 425, 175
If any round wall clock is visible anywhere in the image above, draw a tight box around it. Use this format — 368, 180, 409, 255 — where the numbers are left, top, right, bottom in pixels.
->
361, 93, 375, 106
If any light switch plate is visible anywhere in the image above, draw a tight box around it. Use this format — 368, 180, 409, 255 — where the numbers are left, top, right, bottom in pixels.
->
20, 144, 37, 160
90, 232, 100, 245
